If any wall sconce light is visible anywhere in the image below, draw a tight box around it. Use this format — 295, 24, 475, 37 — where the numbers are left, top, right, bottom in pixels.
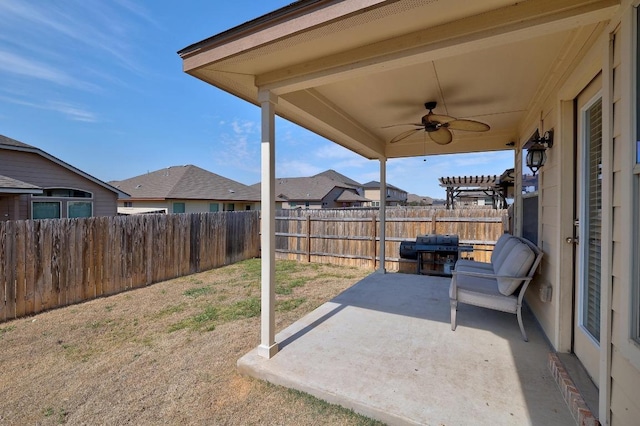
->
525, 129, 553, 175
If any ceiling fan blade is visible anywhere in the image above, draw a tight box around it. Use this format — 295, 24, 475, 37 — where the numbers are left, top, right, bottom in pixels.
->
426, 113, 456, 123
390, 128, 421, 143
429, 128, 453, 145
446, 119, 490, 132
381, 123, 423, 129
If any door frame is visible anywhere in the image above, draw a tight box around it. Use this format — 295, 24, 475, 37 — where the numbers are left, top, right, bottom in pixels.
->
555, 30, 614, 422
573, 85, 603, 387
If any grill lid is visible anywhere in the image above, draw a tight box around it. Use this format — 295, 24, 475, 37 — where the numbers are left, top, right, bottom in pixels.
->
415, 234, 459, 245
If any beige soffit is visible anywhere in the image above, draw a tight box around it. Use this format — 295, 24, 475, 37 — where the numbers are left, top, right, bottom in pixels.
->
179, 0, 619, 160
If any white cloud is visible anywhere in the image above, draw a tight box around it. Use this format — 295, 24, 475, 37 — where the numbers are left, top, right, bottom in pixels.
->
48, 101, 98, 122
0, 50, 76, 87
113, 0, 161, 28
277, 160, 323, 177
0, 0, 148, 78
313, 143, 370, 169
213, 119, 260, 172
0, 95, 98, 122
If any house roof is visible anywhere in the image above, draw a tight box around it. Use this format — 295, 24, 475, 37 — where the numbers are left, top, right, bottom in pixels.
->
312, 169, 361, 188
362, 181, 405, 192
407, 194, 433, 204
178, 0, 617, 160
0, 174, 43, 194
267, 175, 357, 201
334, 190, 369, 203
110, 165, 261, 202
0, 134, 128, 198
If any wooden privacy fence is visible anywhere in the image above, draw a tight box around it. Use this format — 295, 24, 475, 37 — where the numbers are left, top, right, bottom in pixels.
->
274, 208, 508, 272
0, 211, 260, 323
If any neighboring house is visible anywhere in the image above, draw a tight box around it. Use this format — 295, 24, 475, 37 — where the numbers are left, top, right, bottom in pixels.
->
257, 175, 369, 209
362, 181, 408, 207
406, 194, 433, 206
180, 1, 640, 422
312, 169, 364, 196
0, 134, 126, 221
110, 165, 260, 214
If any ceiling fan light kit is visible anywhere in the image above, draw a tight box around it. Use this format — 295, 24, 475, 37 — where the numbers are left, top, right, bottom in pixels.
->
389, 101, 490, 145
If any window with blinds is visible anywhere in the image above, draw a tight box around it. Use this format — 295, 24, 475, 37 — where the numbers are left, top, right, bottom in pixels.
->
582, 98, 602, 342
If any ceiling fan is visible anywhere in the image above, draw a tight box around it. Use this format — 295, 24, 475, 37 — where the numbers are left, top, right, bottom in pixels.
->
387, 101, 490, 145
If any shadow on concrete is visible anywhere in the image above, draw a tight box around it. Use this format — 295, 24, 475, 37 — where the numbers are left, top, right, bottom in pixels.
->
239, 272, 573, 425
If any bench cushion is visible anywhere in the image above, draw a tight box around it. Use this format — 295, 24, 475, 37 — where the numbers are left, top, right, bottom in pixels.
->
491, 236, 520, 273
495, 240, 535, 296
490, 233, 513, 264
453, 273, 517, 313
456, 234, 518, 272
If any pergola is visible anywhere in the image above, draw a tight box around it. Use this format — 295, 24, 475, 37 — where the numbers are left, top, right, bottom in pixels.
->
178, 0, 617, 358
439, 174, 512, 209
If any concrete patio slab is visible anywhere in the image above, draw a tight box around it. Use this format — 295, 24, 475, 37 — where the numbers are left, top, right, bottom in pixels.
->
238, 272, 574, 425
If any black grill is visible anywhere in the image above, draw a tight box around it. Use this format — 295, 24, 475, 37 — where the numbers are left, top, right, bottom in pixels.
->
399, 234, 459, 260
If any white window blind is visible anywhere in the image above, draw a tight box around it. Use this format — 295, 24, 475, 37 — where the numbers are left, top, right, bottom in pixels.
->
582, 98, 602, 342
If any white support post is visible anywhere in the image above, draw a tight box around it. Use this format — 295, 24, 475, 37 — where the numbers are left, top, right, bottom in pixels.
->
378, 158, 387, 273
258, 90, 278, 359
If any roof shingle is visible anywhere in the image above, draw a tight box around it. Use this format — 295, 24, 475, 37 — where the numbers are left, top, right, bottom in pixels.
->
111, 165, 260, 201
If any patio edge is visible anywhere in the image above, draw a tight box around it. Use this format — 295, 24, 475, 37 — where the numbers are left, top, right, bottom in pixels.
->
548, 352, 600, 426
237, 350, 421, 426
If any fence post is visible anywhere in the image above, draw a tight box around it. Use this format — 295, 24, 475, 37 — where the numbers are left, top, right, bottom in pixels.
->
431, 214, 437, 234
306, 215, 311, 263
370, 215, 377, 269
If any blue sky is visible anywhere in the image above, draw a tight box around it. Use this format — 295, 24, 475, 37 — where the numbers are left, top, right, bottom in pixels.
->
0, 0, 513, 198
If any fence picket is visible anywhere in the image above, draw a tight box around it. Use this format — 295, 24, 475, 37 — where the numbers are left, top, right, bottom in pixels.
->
0, 222, 7, 321
0, 209, 504, 323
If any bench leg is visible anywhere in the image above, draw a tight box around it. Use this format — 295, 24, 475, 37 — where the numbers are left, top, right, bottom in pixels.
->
517, 305, 528, 342
450, 299, 457, 331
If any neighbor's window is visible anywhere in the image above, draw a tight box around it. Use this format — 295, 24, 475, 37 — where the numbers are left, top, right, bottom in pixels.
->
124, 201, 133, 207
209, 203, 219, 212
225, 203, 235, 211
34, 188, 92, 198
68, 201, 92, 218
173, 202, 185, 213
32, 201, 61, 219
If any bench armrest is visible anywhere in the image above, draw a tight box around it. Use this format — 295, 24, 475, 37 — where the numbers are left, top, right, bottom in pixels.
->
452, 269, 533, 283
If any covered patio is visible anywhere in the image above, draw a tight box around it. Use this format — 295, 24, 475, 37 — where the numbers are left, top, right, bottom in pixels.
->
239, 272, 573, 425
177, 0, 630, 424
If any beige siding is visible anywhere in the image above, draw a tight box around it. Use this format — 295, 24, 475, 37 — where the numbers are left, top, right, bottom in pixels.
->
0, 150, 117, 219
525, 98, 560, 343
611, 348, 640, 425
119, 200, 258, 213
608, 6, 640, 423
281, 201, 322, 209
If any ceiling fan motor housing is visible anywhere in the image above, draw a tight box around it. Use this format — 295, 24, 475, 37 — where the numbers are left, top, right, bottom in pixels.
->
421, 114, 442, 132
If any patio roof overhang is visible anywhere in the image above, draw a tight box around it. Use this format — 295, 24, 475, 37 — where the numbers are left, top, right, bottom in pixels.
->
179, 0, 619, 160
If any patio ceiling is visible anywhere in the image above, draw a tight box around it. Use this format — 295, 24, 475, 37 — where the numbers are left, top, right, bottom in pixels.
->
179, 0, 618, 160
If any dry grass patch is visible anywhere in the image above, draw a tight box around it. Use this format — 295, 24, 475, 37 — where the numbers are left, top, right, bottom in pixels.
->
0, 259, 382, 425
